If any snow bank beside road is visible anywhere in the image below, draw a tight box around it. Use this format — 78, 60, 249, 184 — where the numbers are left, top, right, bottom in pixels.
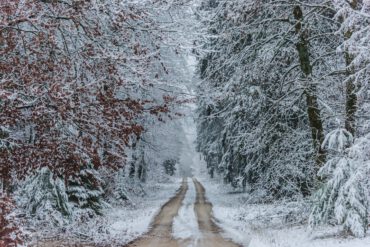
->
106, 177, 182, 245
198, 176, 370, 247
249, 226, 370, 247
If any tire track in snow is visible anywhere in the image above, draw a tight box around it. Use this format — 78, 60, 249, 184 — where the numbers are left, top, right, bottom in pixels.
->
125, 178, 188, 247
172, 177, 201, 246
126, 177, 243, 247
193, 178, 242, 247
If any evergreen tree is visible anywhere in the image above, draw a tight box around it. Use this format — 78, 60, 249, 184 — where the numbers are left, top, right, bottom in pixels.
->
67, 164, 106, 217
310, 128, 369, 237
196, 0, 341, 198
17, 167, 71, 226
163, 159, 177, 176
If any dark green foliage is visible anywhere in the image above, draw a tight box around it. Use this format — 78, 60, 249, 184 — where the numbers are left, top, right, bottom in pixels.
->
162, 159, 177, 176
18, 167, 71, 225
67, 164, 105, 216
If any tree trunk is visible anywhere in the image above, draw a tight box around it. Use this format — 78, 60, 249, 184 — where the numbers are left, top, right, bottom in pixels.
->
294, 6, 326, 169
344, 47, 357, 136
344, 1, 358, 136
0, 129, 11, 194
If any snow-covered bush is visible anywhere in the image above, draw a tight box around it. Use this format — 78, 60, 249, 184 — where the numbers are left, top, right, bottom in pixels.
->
310, 129, 369, 237
106, 169, 130, 204
16, 167, 71, 226
163, 159, 177, 176
67, 164, 106, 218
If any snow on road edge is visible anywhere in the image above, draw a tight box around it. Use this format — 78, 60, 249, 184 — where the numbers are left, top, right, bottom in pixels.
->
106, 177, 182, 245
197, 177, 252, 247
196, 176, 370, 247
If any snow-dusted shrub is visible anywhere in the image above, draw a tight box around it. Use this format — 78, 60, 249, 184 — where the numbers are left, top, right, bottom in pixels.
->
309, 129, 369, 237
163, 159, 177, 176
67, 164, 106, 217
17, 165, 108, 226
104, 169, 130, 204
17, 167, 71, 226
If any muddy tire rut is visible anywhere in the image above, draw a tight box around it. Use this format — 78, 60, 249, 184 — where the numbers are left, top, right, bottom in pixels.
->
126, 178, 241, 247
125, 178, 188, 247
192, 178, 240, 247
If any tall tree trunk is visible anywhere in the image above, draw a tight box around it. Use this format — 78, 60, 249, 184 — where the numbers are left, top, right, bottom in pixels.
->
294, 6, 326, 169
0, 129, 10, 194
344, 45, 357, 136
344, 1, 358, 136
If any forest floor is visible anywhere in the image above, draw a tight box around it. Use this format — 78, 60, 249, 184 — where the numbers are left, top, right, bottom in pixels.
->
198, 177, 370, 247
27, 176, 370, 247
28, 177, 182, 246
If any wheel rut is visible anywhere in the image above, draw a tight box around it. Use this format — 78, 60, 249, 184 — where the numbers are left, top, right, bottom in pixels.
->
125, 178, 188, 247
126, 178, 241, 247
192, 178, 241, 247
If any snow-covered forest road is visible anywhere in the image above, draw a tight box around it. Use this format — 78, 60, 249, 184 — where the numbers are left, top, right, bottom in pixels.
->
3, 1, 370, 246
126, 178, 240, 247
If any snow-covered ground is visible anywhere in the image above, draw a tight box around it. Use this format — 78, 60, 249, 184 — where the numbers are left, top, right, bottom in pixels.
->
196, 175, 370, 247
27, 177, 182, 246
106, 177, 182, 245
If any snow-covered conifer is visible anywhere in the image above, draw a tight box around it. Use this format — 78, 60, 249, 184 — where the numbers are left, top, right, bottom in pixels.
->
310, 128, 369, 237
17, 167, 71, 226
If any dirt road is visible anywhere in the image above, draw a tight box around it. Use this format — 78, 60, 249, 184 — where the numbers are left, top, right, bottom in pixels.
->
126, 178, 240, 247
126, 178, 188, 247
192, 178, 240, 247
